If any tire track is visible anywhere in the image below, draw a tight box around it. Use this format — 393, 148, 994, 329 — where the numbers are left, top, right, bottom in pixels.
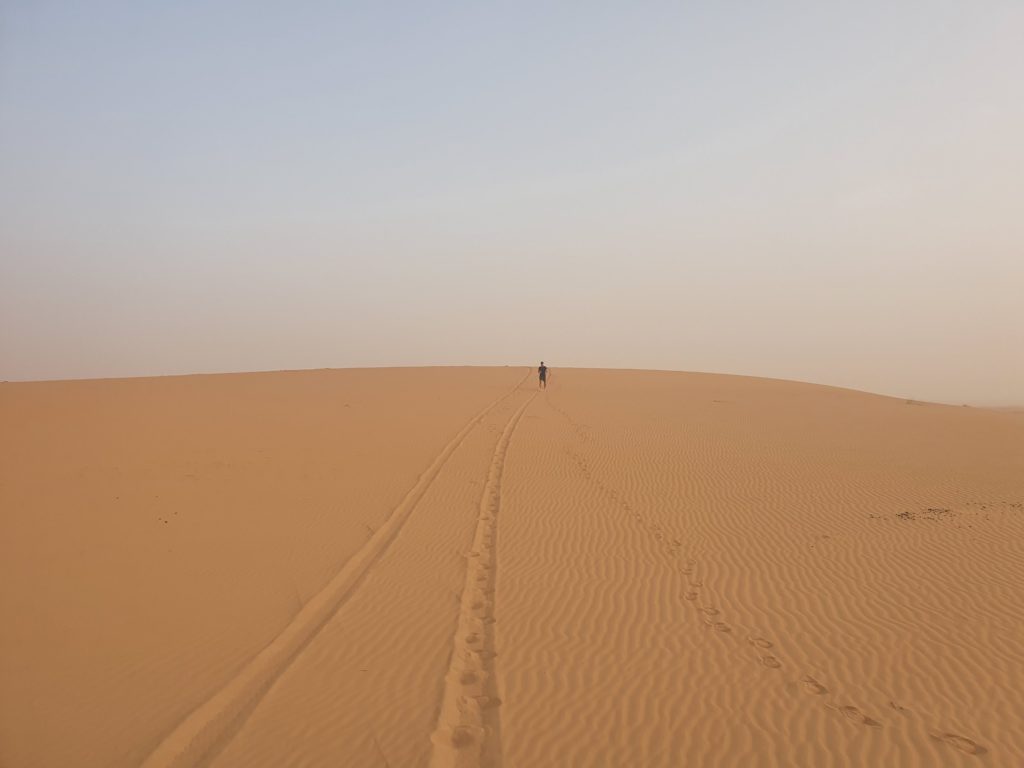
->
140, 371, 531, 768
429, 392, 536, 768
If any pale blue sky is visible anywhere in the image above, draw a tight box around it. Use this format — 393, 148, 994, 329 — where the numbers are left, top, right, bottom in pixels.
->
2, 1, 1022, 403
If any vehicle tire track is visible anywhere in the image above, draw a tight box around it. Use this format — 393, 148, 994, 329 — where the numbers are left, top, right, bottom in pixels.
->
140, 371, 531, 768
429, 391, 536, 768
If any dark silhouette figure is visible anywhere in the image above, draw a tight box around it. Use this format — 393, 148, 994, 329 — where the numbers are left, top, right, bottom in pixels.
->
538, 361, 548, 389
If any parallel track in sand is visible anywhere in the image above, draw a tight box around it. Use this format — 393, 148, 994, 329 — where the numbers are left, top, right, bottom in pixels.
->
429, 392, 536, 768
141, 372, 530, 768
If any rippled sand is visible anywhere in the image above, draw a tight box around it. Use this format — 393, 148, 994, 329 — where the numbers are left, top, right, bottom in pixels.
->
2, 367, 1022, 767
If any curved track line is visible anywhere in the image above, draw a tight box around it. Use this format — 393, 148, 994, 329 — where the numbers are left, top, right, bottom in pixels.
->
430, 392, 536, 768
141, 370, 531, 768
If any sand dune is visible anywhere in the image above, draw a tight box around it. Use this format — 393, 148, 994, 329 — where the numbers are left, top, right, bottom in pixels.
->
2, 367, 1022, 767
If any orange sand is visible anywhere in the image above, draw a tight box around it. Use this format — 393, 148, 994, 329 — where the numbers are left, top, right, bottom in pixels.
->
2, 367, 1022, 767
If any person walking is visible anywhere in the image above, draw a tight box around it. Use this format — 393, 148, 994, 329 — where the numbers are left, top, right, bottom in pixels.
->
538, 361, 548, 389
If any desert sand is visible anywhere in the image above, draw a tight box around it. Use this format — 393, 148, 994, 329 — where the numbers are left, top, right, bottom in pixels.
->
2, 366, 1022, 767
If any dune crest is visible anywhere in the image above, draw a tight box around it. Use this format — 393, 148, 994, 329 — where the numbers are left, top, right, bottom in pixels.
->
2, 367, 1022, 766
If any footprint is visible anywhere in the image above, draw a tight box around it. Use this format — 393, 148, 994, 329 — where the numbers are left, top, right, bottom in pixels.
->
889, 700, 909, 714
683, 591, 699, 601
712, 621, 732, 633
930, 732, 987, 756
701, 607, 720, 616
747, 636, 773, 649
760, 655, 782, 669
835, 705, 882, 728
476, 695, 501, 710
449, 726, 478, 748
801, 676, 828, 695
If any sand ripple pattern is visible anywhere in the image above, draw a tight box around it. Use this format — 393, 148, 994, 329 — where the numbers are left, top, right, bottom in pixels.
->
497, 370, 1022, 766
22, 368, 1020, 768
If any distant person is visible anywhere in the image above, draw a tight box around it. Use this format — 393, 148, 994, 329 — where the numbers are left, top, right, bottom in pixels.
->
538, 361, 548, 389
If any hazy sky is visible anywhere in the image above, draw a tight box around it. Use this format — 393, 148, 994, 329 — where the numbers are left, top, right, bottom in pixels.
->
2, 2, 1021, 403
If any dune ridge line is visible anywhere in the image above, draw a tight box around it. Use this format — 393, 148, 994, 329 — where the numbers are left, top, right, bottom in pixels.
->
140, 370, 531, 768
